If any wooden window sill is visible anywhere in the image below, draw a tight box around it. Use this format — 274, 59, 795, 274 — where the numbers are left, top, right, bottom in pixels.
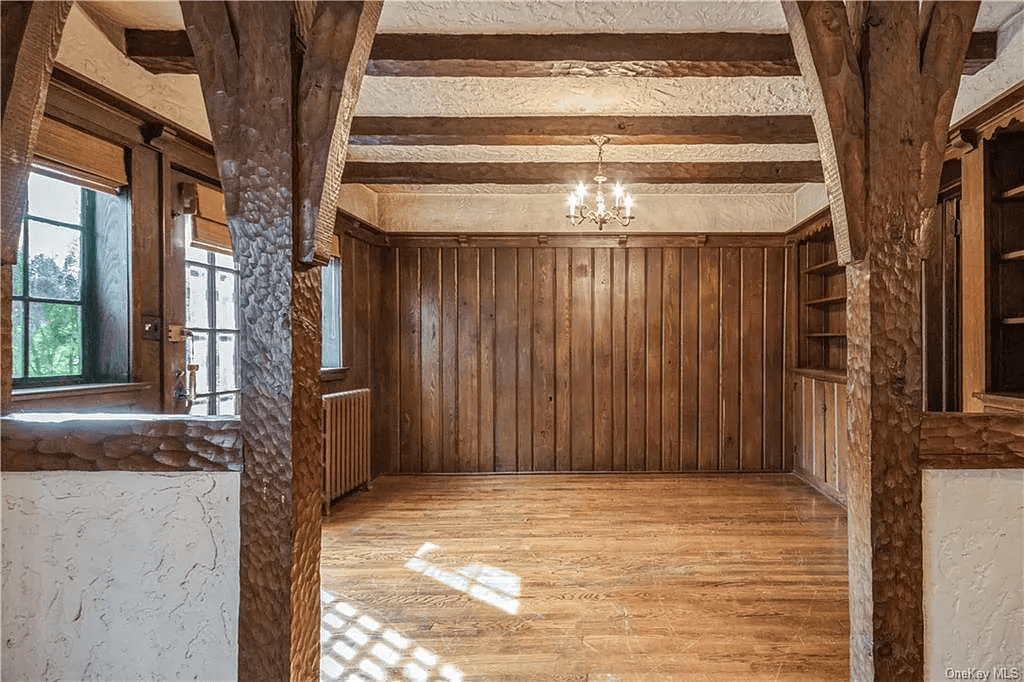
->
12, 382, 152, 404
320, 368, 350, 382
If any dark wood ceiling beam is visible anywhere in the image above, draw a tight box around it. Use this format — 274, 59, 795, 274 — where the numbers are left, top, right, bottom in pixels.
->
120, 29, 997, 77
348, 115, 819, 145
341, 160, 824, 184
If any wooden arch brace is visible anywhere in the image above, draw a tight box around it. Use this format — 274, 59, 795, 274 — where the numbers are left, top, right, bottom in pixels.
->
180, 2, 380, 680
783, 2, 978, 681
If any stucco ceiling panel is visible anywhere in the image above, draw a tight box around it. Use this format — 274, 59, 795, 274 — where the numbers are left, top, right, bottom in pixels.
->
356, 183, 807, 195
346, 143, 820, 163
355, 76, 810, 116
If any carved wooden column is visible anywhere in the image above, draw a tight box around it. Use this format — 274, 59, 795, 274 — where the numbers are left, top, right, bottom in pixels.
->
180, 2, 379, 679
1, 0, 71, 412
784, 2, 978, 679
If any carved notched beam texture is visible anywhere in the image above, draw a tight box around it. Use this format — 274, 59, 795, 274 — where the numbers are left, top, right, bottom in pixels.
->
296, 1, 381, 265
1, 416, 242, 472
783, 1, 866, 266
1, 0, 72, 266
920, 412, 1024, 459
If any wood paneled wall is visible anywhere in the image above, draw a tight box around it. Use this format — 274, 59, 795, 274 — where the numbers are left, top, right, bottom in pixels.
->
372, 244, 789, 474
792, 373, 848, 504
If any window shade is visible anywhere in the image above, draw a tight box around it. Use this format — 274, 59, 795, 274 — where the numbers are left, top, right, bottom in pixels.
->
181, 183, 232, 255
33, 117, 128, 192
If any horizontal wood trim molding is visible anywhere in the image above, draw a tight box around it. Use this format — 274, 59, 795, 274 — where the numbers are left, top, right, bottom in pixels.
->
784, 206, 832, 242
949, 81, 1024, 143
1, 415, 242, 472
920, 412, 1024, 469
792, 466, 846, 506
343, 160, 824, 185
974, 392, 1024, 414
349, 115, 819, 146
789, 367, 847, 383
380, 232, 788, 249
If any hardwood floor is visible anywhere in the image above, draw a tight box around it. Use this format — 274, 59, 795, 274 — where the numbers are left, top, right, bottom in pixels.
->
320, 474, 849, 681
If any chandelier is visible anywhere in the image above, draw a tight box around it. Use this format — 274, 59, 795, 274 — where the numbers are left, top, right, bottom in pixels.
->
566, 135, 634, 230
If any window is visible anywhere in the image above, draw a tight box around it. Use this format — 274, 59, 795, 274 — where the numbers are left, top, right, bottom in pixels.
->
11, 171, 129, 386
322, 257, 343, 369
185, 238, 239, 415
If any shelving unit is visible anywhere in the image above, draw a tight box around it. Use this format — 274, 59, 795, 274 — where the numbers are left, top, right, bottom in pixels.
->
988, 131, 1024, 394
797, 219, 847, 373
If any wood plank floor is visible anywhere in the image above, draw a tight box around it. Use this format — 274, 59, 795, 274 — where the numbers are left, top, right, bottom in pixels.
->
320, 474, 849, 682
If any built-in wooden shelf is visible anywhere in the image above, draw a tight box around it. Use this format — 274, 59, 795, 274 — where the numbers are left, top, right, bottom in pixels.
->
1000, 316, 1024, 325
1000, 248, 1024, 261
999, 183, 1024, 200
803, 258, 842, 275
804, 295, 847, 307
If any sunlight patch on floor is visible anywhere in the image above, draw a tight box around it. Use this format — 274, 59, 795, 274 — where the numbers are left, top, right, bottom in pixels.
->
405, 542, 521, 615
320, 589, 464, 682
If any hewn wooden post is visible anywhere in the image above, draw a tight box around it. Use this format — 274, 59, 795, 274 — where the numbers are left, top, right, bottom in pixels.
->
1, 0, 71, 412
784, 2, 978, 679
180, 2, 379, 679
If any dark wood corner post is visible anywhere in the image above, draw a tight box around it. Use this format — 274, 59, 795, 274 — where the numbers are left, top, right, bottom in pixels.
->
180, 2, 380, 680
784, 2, 978, 679
1, 1, 72, 412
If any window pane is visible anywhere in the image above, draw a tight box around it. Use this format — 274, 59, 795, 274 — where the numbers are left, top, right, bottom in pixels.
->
28, 302, 81, 377
217, 392, 238, 416
190, 330, 211, 394
186, 264, 210, 328
321, 259, 342, 368
12, 301, 24, 379
216, 333, 237, 391
215, 270, 237, 330
28, 173, 81, 225
189, 396, 211, 416
27, 221, 81, 301
216, 333, 237, 392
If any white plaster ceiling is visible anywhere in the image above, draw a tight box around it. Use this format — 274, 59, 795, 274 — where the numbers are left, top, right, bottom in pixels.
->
69, 0, 1024, 233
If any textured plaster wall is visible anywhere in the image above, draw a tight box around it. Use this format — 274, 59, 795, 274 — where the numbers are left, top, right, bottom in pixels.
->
952, 8, 1024, 123
923, 469, 1024, 682
56, 5, 211, 139
793, 183, 829, 224
2, 471, 240, 682
377, 191, 794, 233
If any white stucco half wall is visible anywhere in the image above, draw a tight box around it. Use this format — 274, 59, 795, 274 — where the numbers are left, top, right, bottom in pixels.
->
923, 469, 1024, 682
2, 471, 240, 682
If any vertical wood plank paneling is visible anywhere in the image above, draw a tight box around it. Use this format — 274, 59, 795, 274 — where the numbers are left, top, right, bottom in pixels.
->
517, 248, 534, 470
375, 246, 400, 475
441, 249, 459, 471
661, 248, 681, 471
626, 248, 647, 471
680, 249, 700, 470
611, 248, 628, 470
532, 248, 556, 471
355, 241, 373, 387
719, 247, 742, 470
457, 248, 480, 472
645, 249, 664, 470
478, 248, 496, 472
592, 248, 613, 471
571, 248, 595, 470
419, 247, 442, 473
740, 247, 765, 470
380, 241, 792, 476
812, 379, 826, 479
698, 248, 721, 470
763, 247, 786, 471
554, 247, 572, 471
783, 246, 798, 471
801, 376, 814, 474
494, 248, 518, 472
398, 248, 421, 472
825, 383, 838, 486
